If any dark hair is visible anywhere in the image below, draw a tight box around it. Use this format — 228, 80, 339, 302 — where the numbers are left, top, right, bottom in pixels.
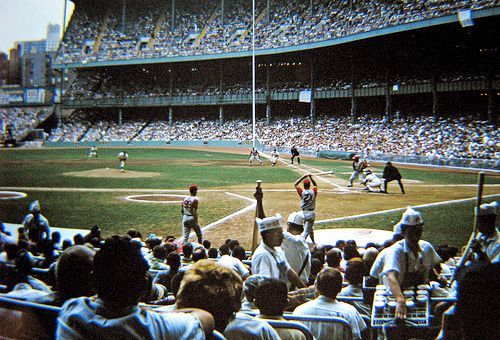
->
208, 248, 219, 259
219, 243, 230, 255
335, 240, 346, 249
73, 234, 84, 245
202, 240, 211, 249
254, 278, 288, 316
325, 248, 342, 267
343, 243, 361, 261
127, 229, 142, 239
51, 231, 61, 243
62, 239, 73, 250
228, 239, 240, 251
182, 243, 193, 258
56, 245, 95, 298
166, 251, 181, 269
92, 235, 149, 308
344, 261, 365, 285
192, 247, 207, 262
232, 245, 246, 261
316, 268, 343, 299
153, 245, 167, 260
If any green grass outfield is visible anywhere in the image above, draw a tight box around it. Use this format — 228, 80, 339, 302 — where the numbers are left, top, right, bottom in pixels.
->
0, 147, 498, 247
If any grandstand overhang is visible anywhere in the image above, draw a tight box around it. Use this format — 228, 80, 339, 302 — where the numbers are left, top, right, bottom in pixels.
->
52, 7, 499, 70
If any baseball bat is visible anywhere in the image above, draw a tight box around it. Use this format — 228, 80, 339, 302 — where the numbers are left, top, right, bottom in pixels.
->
311, 171, 334, 176
450, 172, 485, 285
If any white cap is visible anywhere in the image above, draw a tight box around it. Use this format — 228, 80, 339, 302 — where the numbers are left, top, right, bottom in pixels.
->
287, 211, 304, 226
29, 200, 40, 213
479, 201, 499, 216
400, 207, 423, 226
256, 213, 282, 233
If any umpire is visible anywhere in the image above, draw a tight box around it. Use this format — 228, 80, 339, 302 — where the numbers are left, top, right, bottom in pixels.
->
382, 161, 405, 194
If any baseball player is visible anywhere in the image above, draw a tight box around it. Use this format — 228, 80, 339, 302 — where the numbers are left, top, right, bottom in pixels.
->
88, 145, 98, 159
294, 173, 317, 244
181, 184, 203, 244
383, 161, 405, 194
249, 147, 263, 166
118, 151, 129, 172
270, 148, 279, 166
347, 155, 368, 187
291, 146, 300, 165
361, 169, 385, 193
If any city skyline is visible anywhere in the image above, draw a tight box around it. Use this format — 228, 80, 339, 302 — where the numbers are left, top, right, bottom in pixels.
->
0, 0, 74, 55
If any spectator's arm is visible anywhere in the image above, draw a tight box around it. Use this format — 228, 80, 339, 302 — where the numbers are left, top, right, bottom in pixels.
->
386, 271, 406, 318
287, 268, 306, 289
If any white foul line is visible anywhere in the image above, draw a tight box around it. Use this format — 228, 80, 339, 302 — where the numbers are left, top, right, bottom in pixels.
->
316, 193, 500, 225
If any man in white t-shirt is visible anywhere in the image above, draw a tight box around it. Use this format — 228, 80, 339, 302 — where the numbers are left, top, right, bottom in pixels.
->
293, 267, 367, 340
281, 211, 311, 284
218, 243, 250, 279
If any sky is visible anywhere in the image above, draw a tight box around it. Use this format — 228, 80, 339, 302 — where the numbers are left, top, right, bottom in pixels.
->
0, 0, 75, 54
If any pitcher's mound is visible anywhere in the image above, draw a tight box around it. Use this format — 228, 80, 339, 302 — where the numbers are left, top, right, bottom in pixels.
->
64, 168, 160, 178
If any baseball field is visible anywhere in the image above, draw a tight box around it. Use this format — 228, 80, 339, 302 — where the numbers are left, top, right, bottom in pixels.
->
0, 146, 498, 249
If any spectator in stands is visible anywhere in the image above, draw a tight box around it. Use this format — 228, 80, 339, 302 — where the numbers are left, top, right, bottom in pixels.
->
61, 239, 72, 251
292, 267, 367, 340
255, 278, 306, 340
192, 247, 207, 262
73, 234, 84, 246
325, 248, 344, 272
207, 247, 219, 259
154, 251, 182, 292
338, 261, 371, 316
181, 242, 194, 265
151, 245, 169, 270
370, 207, 442, 319
21, 200, 50, 250
218, 243, 250, 279
471, 201, 499, 263
281, 211, 311, 285
51, 231, 61, 250
362, 246, 379, 276
252, 214, 306, 289
56, 235, 214, 338
176, 259, 279, 339
240, 274, 266, 312
82, 224, 103, 244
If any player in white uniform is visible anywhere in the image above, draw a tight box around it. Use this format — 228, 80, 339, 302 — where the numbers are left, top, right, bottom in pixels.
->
88, 145, 98, 159
182, 184, 203, 244
348, 155, 368, 187
249, 147, 263, 166
118, 151, 129, 172
361, 169, 384, 193
270, 148, 279, 166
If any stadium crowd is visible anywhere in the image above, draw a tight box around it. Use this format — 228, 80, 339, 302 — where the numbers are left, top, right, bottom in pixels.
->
0, 107, 52, 142
0, 200, 498, 338
55, 0, 497, 64
47, 111, 499, 161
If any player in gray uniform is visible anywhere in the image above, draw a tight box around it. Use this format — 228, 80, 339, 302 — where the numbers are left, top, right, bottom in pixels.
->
270, 148, 279, 166
294, 174, 318, 244
182, 184, 203, 244
118, 151, 129, 172
249, 147, 263, 166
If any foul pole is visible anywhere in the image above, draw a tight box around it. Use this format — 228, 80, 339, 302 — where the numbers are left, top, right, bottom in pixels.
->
252, 0, 256, 147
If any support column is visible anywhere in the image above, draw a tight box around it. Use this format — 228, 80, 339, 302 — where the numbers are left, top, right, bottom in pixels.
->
266, 104, 271, 125
487, 76, 495, 122
385, 85, 392, 123
168, 107, 173, 126
118, 109, 122, 129
266, 59, 271, 125
432, 77, 439, 117
122, 0, 126, 33
55, 104, 62, 129
350, 81, 356, 123
219, 106, 224, 126
309, 59, 315, 125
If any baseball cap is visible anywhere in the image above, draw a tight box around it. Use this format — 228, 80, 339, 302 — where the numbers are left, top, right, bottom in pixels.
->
303, 179, 311, 186
29, 200, 40, 213
189, 184, 198, 191
400, 207, 423, 227
256, 214, 282, 233
478, 201, 499, 216
287, 211, 304, 226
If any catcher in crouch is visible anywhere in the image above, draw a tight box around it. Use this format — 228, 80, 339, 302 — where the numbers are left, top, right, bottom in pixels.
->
361, 169, 385, 193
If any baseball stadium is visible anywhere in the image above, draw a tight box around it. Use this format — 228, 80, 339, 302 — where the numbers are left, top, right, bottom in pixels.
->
0, 0, 499, 339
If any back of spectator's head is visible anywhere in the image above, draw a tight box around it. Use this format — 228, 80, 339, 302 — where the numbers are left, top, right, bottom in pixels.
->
153, 245, 167, 260
202, 240, 211, 249
92, 235, 149, 308
254, 278, 288, 316
51, 231, 61, 244
56, 245, 95, 298
166, 250, 181, 269
62, 239, 72, 250
164, 241, 177, 255
192, 247, 207, 262
5, 242, 19, 260
326, 248, 343, 267
344, 243, 361, 261
232, 245, 246, 261
365, 242, 379, 249
15, 249, 34, 275
335, 240, 346, 251
219, 243, 230, 255
477, 201, 498, 235
127, 229, 142, 240
208, 247, 219, 259
456, 262, 500, 340
177, 260, 243, 332
29, 200, 41, 214
344, 261, 365, 285
145, 236, 162, 250
316, 267, 343, 300
243, 274, 267, 302
363, 247, 379, 265
73, 233, 84, 245
182, 242, 193, 258
228, 239, 240, 252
